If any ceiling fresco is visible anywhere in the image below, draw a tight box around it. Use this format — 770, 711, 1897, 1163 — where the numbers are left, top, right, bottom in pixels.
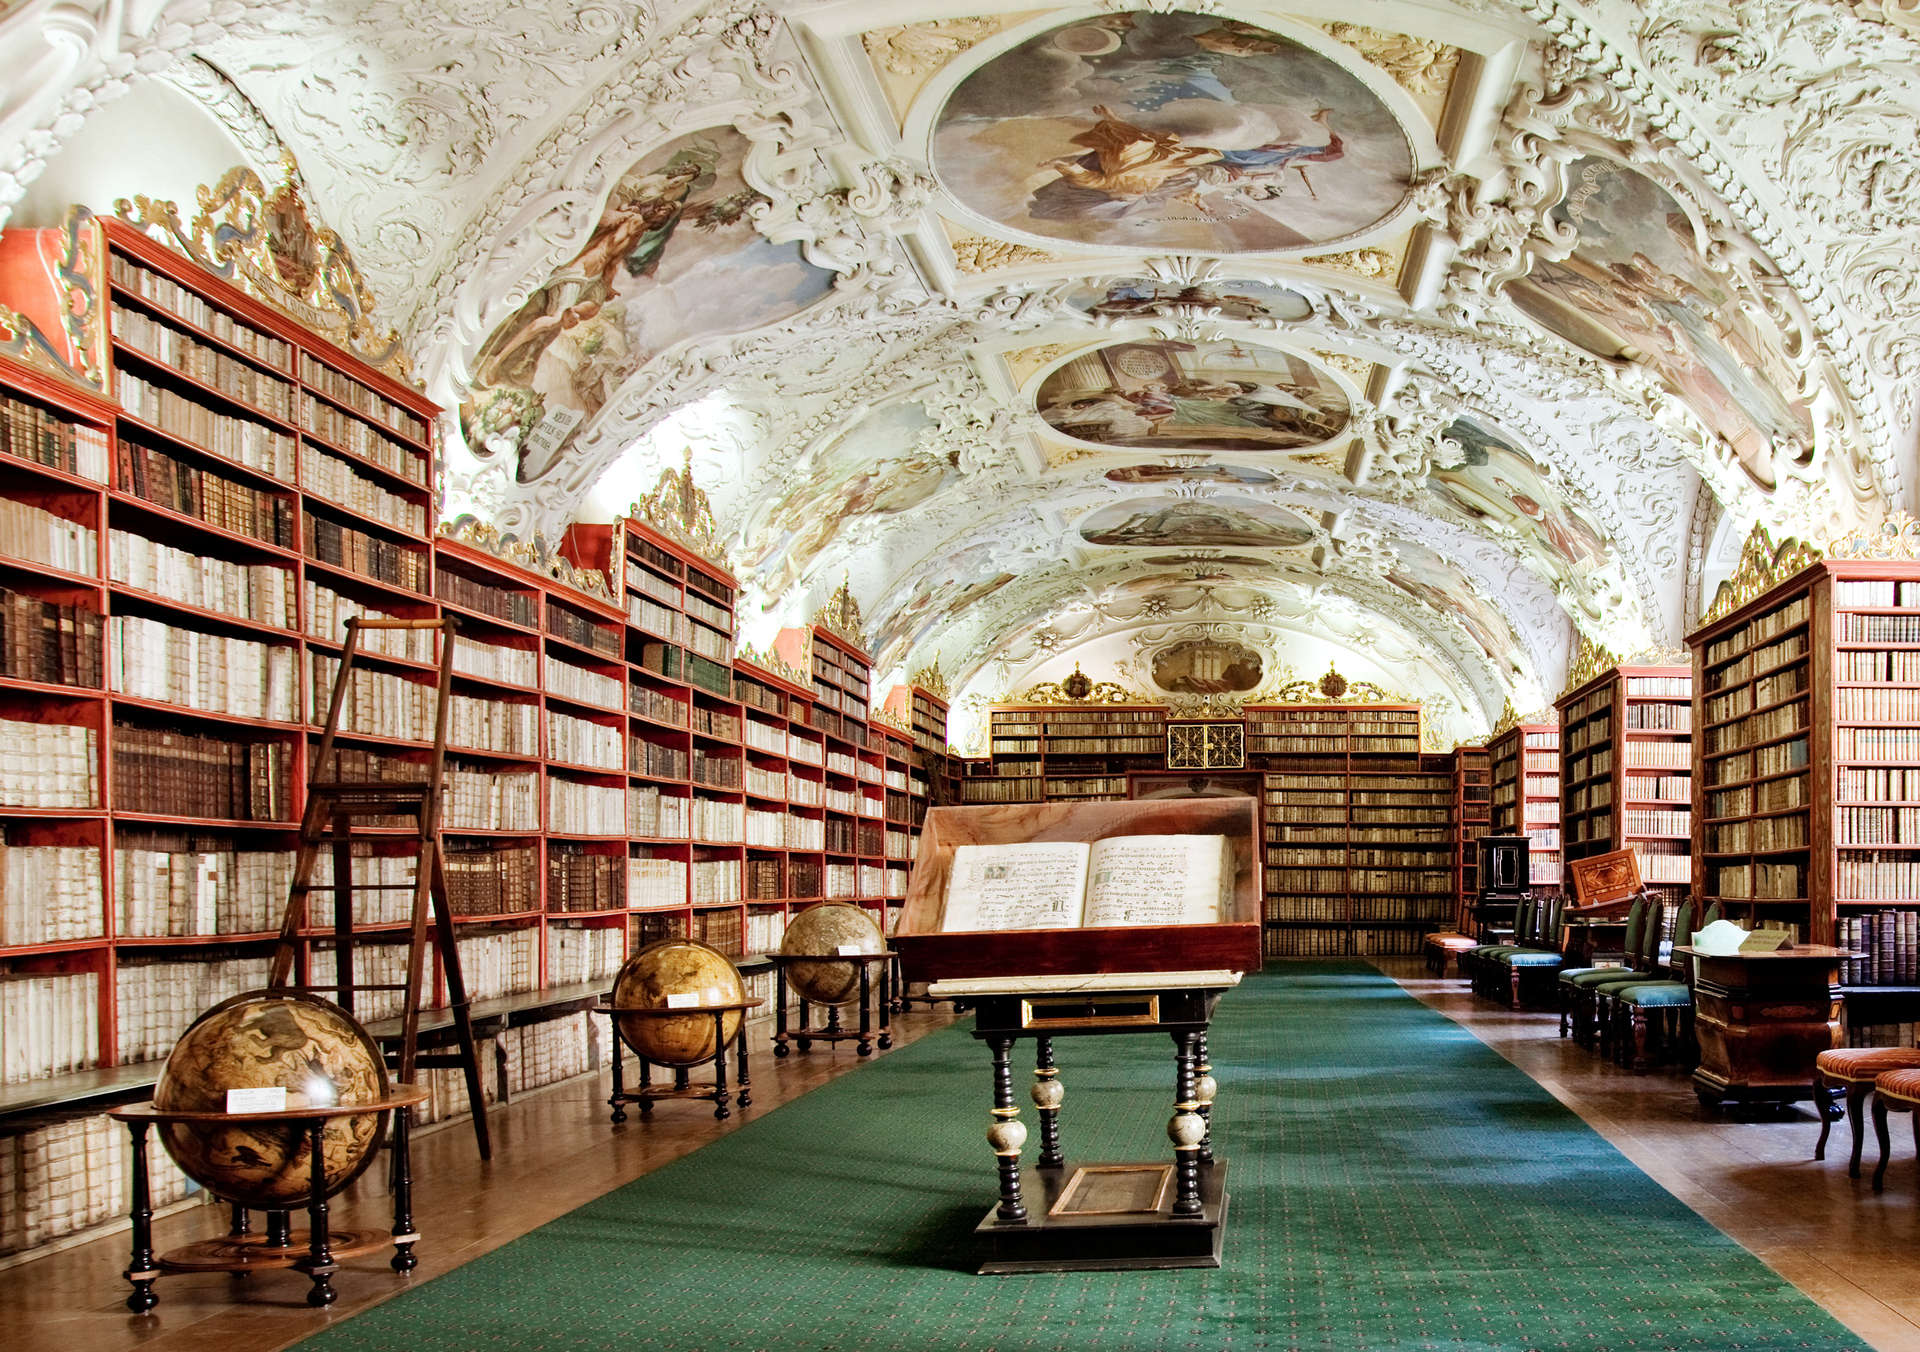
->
930, 13, 1417, 253
11, 0, 1916, 746
1036, 339, 1351, 452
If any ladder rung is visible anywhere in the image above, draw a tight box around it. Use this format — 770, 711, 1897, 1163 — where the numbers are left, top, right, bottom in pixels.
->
309, 780, 433, 794
294, 884, 420, 893
294, 983, 416, 994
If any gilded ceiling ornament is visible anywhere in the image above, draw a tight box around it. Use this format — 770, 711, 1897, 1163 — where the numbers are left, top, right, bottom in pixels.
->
628, 451, 728, 569
1319, 23, 1462, 99
1561, 635, 1622, 696
1299, 247, 1397, 281
910, 659, 952, 701
114, 151, 412, 381
1315, 351, 1377, 388
1621, 643, 1693, 666
1823, 510, 1920, 561
1266, 664, 1411, 705
950, 234, 1060, 273
872, 706, 913, 733
1701, 522, 1824, 624
861, 17, 1001, 77
437, 516, 615, 602
1014, 664, 1147, 705
815, 575, 867, 652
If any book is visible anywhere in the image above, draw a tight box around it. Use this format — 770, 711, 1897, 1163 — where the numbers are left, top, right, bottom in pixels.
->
941, 834, 1232, 932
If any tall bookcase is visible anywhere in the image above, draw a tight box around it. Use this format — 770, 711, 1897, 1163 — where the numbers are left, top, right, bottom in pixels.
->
1558, 663, 1693, 898
1451, 745, 1491, 926
1488, 719, 1562, 892
968, 704, 1166, 804
1689, 558, 1920, 967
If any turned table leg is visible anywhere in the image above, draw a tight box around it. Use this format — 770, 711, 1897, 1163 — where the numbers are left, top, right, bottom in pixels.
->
857, 966, 873, 1057
711, 1012, 732, 1120
987, 1035, 1027, 1222
735, 1021, 752, 1110
1195, 1030, 1217, 1166
609, 1038, 628, 1123
303, 1120, 337, 1307
1169, 1031, 1205, 1218
877, 960, 893, 1051
1032, 1037, 1064, 1170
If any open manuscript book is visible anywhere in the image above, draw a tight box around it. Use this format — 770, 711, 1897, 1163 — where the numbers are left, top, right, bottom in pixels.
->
941, 835, 1232, 932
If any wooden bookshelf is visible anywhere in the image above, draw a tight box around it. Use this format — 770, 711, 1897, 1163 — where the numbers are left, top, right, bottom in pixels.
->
1488, 719, 1562, 892
1558, 663, 1693, 900
1451, 746, 1491, 927
1689, 560, 1920, 973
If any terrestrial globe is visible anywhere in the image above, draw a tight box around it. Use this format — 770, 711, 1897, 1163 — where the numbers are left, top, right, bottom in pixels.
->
780, 902, 885, 1006
610, 938, 746, 1066
152, 989, 390, 1211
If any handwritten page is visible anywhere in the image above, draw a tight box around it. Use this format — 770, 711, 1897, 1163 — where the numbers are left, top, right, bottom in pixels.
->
941, 842, 1090, 932
1083, 835, 1231, 928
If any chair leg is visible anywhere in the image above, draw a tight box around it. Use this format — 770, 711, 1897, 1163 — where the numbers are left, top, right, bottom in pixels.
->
1850, 1085, 1871, 1179
1627, 1009, 1652, 1073
1873, 1095, 1893, 1193
1814, 1072, 1833, 1161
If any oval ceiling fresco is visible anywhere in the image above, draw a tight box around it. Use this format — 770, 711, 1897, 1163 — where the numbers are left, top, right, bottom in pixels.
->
1106, 463, 1277, 485
1067, 277, 1312, 323
1078, 495, 1316, 548
1039, 338, 1350, 452
932, 13, 1416, 252
1152, 637, 1266, 694
1504, 156, 1812, 491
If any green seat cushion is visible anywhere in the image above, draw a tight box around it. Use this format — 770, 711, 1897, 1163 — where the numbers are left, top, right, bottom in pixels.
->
1566, 968, 1644, 987
1614, 983, 1692, 1008
1558, 966, 1621, 983
1501, 951, 1564, 968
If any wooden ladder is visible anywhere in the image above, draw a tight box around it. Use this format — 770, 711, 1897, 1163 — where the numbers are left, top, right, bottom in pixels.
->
269, 615, 492, 1159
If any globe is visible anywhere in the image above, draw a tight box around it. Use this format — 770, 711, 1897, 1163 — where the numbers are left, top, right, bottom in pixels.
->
780, 902, 884, 1006
153, 990, 390, 1211
611, 939, 746, 1066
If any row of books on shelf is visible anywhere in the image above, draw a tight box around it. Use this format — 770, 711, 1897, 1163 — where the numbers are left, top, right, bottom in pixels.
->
1263, 926, 1429, 957
109, 253, 290, 371
1704, 703, 1808, 753
1706, 596, 1808, 667
1712, 860, 1804, 899
1624, 676, 1692, 698
115, 371, 294, 480
112, 305, 292, 420
1710, 740, 1810, 785
118, 439, 293, 545
1708, 815, 1809, 853
111, 529, 294, 627
1841, 614, 1920, 644
1840, 911, 1920, 986
1622, 807, 1689, 836
0, 588, 101, 688
1, 971, 98, 1083
305, 515, 426, 592
1839, 650, 1920, 682
2, 389, 109, 480
3, 497, 95, 576
1625, 702, 1692, 729
0, 1113, 194, 1258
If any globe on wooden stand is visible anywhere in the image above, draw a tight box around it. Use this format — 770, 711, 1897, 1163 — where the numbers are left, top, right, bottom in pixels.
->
610, 938, 747, 1066
780, 902, 885, 1005
153, 989, 390, 1211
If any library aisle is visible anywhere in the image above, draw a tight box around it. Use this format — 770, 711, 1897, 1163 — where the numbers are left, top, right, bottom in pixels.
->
11, 962, 1920, 1352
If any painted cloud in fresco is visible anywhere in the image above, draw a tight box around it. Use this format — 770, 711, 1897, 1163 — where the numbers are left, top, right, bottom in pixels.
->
1386, 536, 1526, 680
1105, 463, 1278, 485
1504, 155, 1811, 490
1079, 494, 1317, 548
461, 126, 835, 483
1039, 339, 1349, 452
1067, 277, 1313, 323
933, 12, 1414, 252
1431, 418, 1611, 582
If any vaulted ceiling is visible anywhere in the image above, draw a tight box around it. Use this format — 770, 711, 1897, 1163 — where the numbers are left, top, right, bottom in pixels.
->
6, 0, 1917, 749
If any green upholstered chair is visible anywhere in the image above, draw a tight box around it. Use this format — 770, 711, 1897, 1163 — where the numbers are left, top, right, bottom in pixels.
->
1462, 896, 1535, 997
1488, 894, 1567, 1008
1604, 901, 1696, 1071
1584, 899, 1676, 1058
1558, 898, 1646, 1046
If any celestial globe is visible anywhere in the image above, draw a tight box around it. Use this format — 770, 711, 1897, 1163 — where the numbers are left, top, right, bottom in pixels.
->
780, 902, 884, 1006
153, 990, 389, 1211
610, 938, 746, 1066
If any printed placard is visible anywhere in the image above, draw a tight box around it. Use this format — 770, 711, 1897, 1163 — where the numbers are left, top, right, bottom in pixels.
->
664, 992, 701, 1009
225, 1086, 288, 1114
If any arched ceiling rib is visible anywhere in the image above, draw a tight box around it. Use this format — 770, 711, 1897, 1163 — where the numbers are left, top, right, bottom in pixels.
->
6, 0, 1917, 740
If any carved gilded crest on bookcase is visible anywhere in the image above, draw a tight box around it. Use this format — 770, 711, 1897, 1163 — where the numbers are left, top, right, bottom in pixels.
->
1269, 664, 1407, 705
115, 153, 412, 382
437, 516, 615, 602
1489, 699, 1559, 738
628, 453, 728, 569
910, 659, 951, 702
872, 707, 913, 734
1561, 636, 1621, 697
1014, 664, 1147, 705
0, 205, 107, 391
1823, 512, 1920, 562
814, 576, 867, 652
1702, 522, 1822, 625
736, 642, 810, 688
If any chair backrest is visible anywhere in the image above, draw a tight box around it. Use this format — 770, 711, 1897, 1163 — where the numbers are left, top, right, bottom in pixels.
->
1618, 898, 1647, 962
1702, 901, 1722, 927
1664, 901, 1696, 971
1635, 899, 1666, 970
1540, 894, 1566, 948
1511, 894, 1534, 939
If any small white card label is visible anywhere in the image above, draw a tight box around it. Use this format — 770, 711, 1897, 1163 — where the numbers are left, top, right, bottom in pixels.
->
664, 992, 701, 1009
834, 944, 864, 956
225, 1087, 287, 1114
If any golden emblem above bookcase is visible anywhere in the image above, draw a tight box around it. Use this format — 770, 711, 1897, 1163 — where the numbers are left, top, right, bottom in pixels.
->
1489, 699, 1559, 738
814, 575, 867, 651
1015, 664, 1147, 705
114, 152, 412, 382
910, 658, 951, 701
628, 452, 728, 567
1702, 522, 1822, 625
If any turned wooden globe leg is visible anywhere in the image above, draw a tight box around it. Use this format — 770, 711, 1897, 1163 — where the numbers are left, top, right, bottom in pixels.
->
390, 1108, 419, 1273
987, 1035, 1027, 1222
1032, 1037, 1064, 1170
735, 1029, 752, 1109
774, 977, 790, 1058
122, 1119, 160, 1313
877, 962, 893, 1051
266, 1209, 292, 1248
710, 1012, 732, 1120
1169, 1032, 1206, 1219
856, 966, 873, 1056
226, 1202, 252, 1278
303, 1120, 338, 1307
1195, 1031, 1217, 1167
797, 998, 813, 1054
609, 1042, 629, 1123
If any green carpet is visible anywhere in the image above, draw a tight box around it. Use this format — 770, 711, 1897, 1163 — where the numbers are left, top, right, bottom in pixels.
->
297, 963, 1866, 1351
